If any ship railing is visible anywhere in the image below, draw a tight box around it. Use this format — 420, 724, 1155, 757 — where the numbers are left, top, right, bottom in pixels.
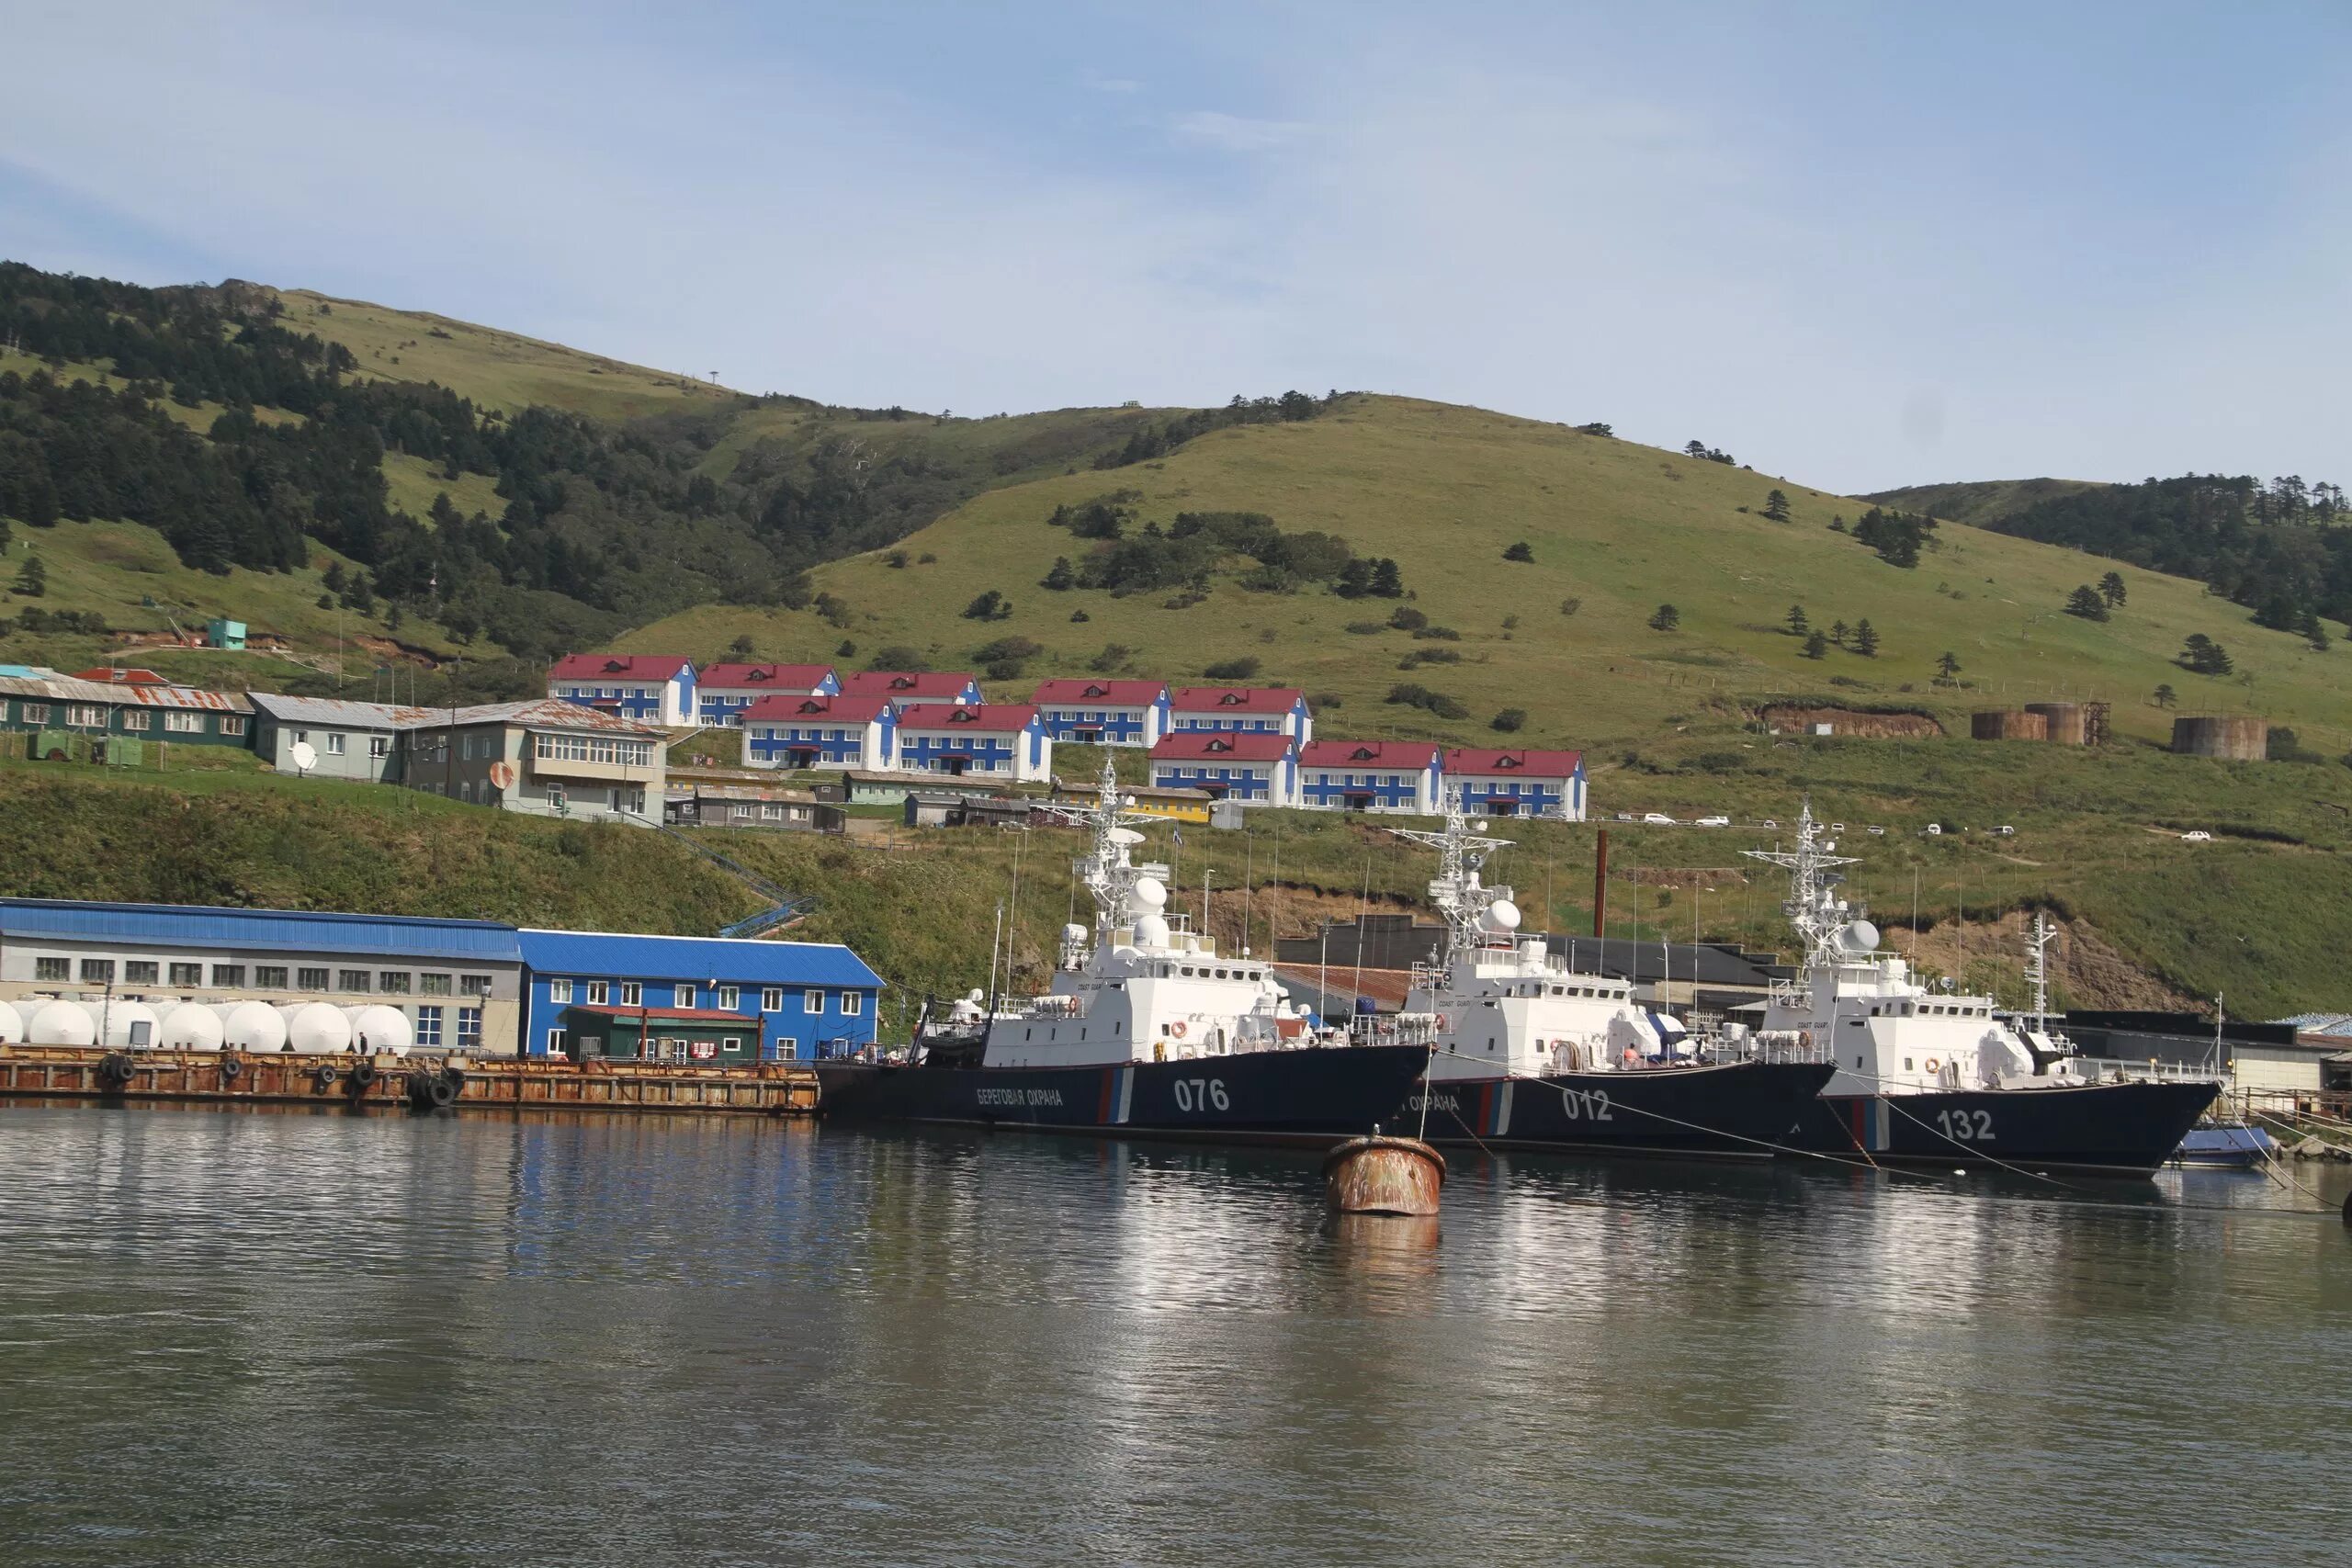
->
2071, 1055, 2228, 1086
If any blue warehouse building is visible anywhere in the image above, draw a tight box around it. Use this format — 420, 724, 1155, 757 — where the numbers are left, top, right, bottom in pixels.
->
517, 930, 883, 1063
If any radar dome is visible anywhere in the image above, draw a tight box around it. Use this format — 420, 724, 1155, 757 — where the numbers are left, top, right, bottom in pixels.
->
100, 1001, 161, 1049
220, 1001, 288, 1051
0, 999, 22, 1043
277, 1002, 347, 1054
1484, 898, 1522, 932
1841, 919, 1881, 953
29, 1000, 97, 1046
1062, 922, 1088, 943
1134, 914, 1171, 948
156, 1003, 224, 1051
1129, 876, 1167, 910
345, 1005, 413, 1055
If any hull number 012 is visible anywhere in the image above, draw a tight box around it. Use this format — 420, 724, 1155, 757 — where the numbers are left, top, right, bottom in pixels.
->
1172, 1077, 1229, 1113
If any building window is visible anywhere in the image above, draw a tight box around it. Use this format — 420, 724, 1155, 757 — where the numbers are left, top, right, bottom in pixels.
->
255, 965, 288, 988
338, 969, 371, 993
721, 1036, 742, 1055
67, 705, 107, 727
369, 736, 390, 759
298, 966, 330, 990
121, 709, 153, 732
21, 703, 48, 725
762, 987, 782, 1012
773, 1037, 797, 1060
324, 732, 347, 755
164, 711, 204, 733
805, 991, 824, 1015
211, 964, 245, 988
842, 992, 863, 1017
535, 732, 653, 767
379, 972, 412, 995
620, 982, 642, 1006
35, 956, 68, 981
718, 986, 739, 1011
457, 1008, 482, 1049
80, 959, 115, 983
673, 985, 695, 1010
586, 980, 608, 1005
549, 978, 573, 1004
460, 975, 492, 998
420, 973, 452, 996
415, 1006, 444, 1047
220, 716, 246, 737
547, 1029, 565, 1055
125, 960, 159, 984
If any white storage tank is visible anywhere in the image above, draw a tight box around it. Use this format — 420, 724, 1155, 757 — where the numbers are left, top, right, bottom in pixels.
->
220, 1001, 289, 1053
99, 1001, 162, 1049
0, 999, 23, 1043
29, 999, 98, 1046
156, 1002, 225, 1051
279, 1001, 350, 1055
344, 1005, 413, 1055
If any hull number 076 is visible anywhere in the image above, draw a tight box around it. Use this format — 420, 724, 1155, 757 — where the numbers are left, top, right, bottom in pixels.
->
1172, 1077, 1229, 1113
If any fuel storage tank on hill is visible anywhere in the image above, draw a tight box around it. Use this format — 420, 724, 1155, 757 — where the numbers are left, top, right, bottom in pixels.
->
2024, 702, 2088, 745
2171, 715, 2269, 761
1971, 710, 2048, 741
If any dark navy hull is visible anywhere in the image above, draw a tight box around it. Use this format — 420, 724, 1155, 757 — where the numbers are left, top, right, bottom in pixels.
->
1401, 1060, 1838, 1160
814, 1044, 1433, 1146
1790, 1079, 2222, 1175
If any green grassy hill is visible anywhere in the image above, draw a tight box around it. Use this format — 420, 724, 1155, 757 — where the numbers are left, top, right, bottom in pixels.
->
1865, 478, 2111, 527
630, 396, 2349, 752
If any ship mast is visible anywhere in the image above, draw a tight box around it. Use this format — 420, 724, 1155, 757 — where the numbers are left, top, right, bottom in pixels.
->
1739, 798, 1860, 980
1388, 784, 1517, 964
2024, 910, 2055, 1030
1077, 751, 1146, 945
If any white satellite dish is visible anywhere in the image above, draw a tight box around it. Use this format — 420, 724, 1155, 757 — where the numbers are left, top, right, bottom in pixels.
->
1107, 827, 1147, 846
288, 740, 317, 775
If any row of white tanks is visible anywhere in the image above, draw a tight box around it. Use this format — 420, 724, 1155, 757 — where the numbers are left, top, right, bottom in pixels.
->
0, 997, 415, 1054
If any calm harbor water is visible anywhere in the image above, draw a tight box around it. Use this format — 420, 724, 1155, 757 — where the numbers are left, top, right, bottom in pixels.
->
0, 1105, 2346, 1567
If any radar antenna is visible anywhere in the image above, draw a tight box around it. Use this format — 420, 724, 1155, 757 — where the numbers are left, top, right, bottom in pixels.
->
1388, 784, 1518, 963
1740, 797, 1860, 978
2023, 909, 2056, 1030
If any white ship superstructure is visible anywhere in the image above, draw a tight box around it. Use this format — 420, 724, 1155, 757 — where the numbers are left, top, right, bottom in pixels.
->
1380, 791, 1688, 1079
977, 756, 1312, 1069
1742, 802, 2081, 1096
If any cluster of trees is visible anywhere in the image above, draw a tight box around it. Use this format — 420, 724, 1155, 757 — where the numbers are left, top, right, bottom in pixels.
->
1987, 471, 2352, 639
1386, 682, 1469, 719
2177, 634, 2233, 675
2064, 571, 2129, 621
1039, 499, 1401, 600
1785, 604, 1877, 658
1094, 390, 1340, 469
1683, 440, 1736, 465
1842, 505, 1935, 568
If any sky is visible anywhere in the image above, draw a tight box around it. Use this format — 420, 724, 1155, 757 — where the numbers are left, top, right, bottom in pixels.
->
3, 0, 2346, 492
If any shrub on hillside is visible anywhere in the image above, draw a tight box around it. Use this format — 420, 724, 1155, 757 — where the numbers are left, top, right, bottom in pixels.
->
1490, 708, 1527, 732
963, 590, 1012, 621
1387, 605, 1428, 631
1203, 656, 1262, 681
867, 646, 927, 671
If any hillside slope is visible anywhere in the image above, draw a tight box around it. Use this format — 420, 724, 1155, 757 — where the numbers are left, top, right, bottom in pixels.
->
1865, 478, 2109, 527
630, 397, 2352, 750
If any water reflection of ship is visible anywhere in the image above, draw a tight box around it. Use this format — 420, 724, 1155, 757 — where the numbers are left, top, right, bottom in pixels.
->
817, 756, 1430, 1143
1352, 789, 1834, 1157
1744, 802, 2219, 1174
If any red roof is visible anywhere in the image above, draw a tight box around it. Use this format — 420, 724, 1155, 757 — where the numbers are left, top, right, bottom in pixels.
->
548, 654, 693, 682
1032, 679, 1168, 705
1445, 747, 1583, 778
840, 671, 980, 700
69, 667, 171, 685
1168, 686, 1305, 715
1299, 739, 1441, 769
896, 703, 1040, 732
740, 694, 897, 723
697, 662, 835, 690
564, 1004, 763, 1026
1151, 732, 1295, 761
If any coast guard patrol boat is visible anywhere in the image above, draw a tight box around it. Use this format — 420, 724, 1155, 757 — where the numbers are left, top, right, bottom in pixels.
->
1747, 802, 2218, 1173
1363, 792, 1835, 1157
815, 757, 1430, 1141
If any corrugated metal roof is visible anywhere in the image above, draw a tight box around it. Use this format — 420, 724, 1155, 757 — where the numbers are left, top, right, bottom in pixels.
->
1169, 686, 1305, 715
839, 671, 981, 700
1032, 679, 1168, 705
0, 673, 251, 712
246, 692, 436, 728
0, 899, 524, 961
1150, 732, 1295, 761
696, 662, 836, 690
445, 699, 667, 735
741, 694, 896, 722
1299, 739, 1441, 767
1445, 746, 1584, 777
516, 930, 884, 987
895, 703, 1040, 731
547, 654, 693, 681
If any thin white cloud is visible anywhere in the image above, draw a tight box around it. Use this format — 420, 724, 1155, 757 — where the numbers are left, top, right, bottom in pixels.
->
1170, 110, 1311, 153
1080, 67, 1143, 94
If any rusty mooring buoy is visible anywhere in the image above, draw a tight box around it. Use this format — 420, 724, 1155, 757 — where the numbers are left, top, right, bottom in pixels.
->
1322, 1130, 1446, 1216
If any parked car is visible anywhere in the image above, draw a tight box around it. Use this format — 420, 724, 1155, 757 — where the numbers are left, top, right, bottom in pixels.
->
1758, 818, 1779, 830
1643, 812, 1677, 825
1695, 815, 1730, 828
1921, 824, 1943, 837
1614, 812, 1635, 822
1993, 824, 2016, 837
1830, 822, 1847, 832
2181, 829, 2212, 842
1865, 825, 1885, 836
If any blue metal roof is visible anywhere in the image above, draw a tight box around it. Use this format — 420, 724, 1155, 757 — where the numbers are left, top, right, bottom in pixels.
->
0, 899, 524, 963
516, 930, 884, 988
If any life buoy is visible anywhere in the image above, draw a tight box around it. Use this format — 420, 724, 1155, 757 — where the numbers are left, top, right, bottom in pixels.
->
1170, 1021, 1187, 1038
1924, 1057, 1940, 1073
1436, 1014, 1452, 1032
1623, 1047, 1638, 1066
